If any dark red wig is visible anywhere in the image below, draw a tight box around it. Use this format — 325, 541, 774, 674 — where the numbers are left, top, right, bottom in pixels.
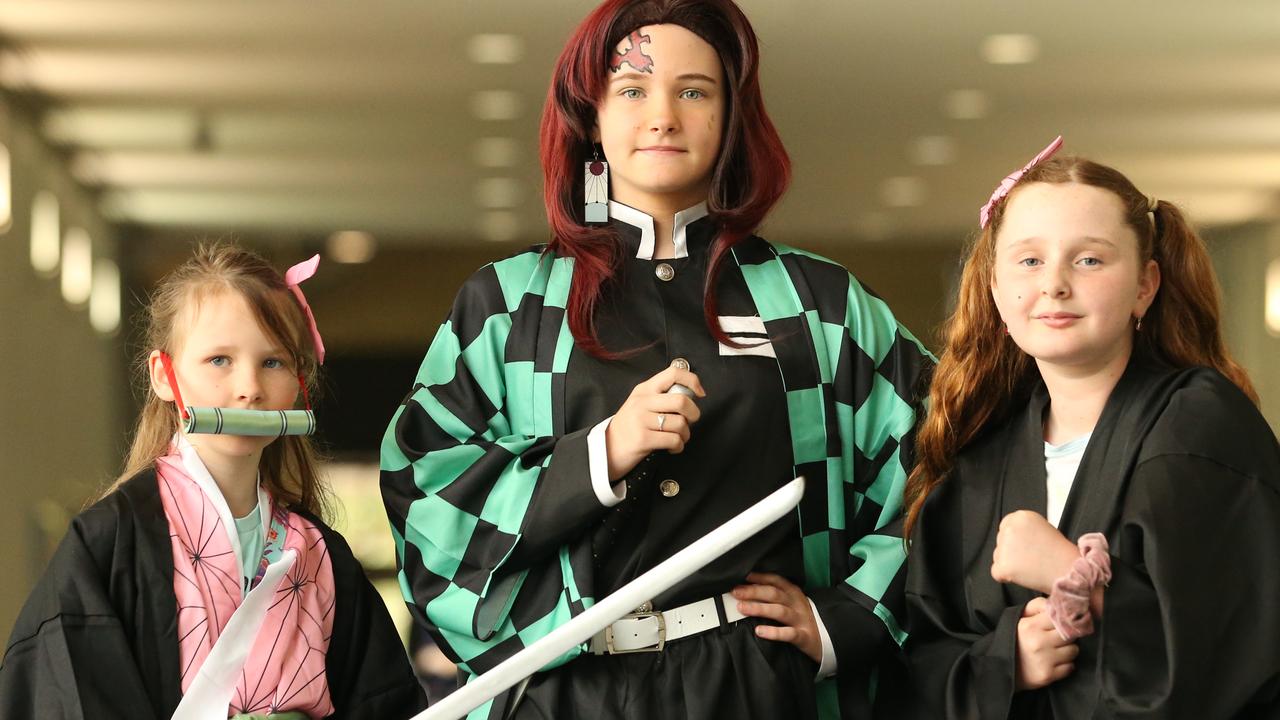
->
539, 0, 792, 357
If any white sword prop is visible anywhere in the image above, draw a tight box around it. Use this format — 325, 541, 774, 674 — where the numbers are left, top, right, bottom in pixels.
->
411, 476, 806, 720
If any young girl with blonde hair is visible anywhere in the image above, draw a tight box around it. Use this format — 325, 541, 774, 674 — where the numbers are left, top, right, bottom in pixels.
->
1, 244, 426, 719
904, 139, 1280, 718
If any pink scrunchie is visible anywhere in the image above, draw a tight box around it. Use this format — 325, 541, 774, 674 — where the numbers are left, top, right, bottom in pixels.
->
1046, 532, 1112, 642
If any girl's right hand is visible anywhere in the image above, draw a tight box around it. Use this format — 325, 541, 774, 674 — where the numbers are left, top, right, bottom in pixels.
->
605, 366, 706, 480
1015, 597, 1079, 691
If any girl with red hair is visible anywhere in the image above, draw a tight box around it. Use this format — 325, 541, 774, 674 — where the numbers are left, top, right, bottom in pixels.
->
903, 141, 1280, 718
382, 2, 931, 718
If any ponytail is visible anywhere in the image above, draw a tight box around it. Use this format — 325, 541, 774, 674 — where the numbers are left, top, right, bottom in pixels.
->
1137, 200, 1258, 404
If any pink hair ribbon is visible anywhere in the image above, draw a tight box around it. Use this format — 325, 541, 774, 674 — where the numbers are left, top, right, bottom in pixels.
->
979, 135, 1064, 229
284, 254, 326, 364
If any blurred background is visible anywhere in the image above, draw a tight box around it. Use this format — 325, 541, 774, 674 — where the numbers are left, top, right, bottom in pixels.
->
2, 0, 1278, 697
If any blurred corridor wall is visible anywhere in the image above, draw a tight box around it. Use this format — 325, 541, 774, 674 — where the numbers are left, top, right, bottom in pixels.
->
0, 97, 127, 635
1207, 223, 1280, 430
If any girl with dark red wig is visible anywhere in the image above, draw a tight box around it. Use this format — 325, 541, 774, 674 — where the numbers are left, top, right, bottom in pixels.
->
903, 142, 1280, 718
382, 2, 931, 718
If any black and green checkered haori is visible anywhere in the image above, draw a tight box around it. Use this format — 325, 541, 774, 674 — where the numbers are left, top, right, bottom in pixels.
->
382, 234, 932, 719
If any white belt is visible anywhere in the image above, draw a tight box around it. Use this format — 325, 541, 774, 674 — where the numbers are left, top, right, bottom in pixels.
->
588, 592, 746, 654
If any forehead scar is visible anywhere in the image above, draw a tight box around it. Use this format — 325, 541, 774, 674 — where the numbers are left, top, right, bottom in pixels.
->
611, 30, 654, 74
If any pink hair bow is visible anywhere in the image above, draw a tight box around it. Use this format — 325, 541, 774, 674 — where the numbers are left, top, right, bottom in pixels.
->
284, 254, 326, 364
979, 135, 1064, 229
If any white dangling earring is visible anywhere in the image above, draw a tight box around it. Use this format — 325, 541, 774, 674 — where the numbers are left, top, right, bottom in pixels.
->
584, 145, 609, 224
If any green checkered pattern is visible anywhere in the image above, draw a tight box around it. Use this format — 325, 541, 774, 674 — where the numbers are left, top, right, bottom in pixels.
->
734, 241, 931, 716
383, 240, 932, 719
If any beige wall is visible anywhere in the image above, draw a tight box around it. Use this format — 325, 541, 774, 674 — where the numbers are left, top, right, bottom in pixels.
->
0, 99, 126, 634
808, 242, 959, 352
1207, 223, 1280, 430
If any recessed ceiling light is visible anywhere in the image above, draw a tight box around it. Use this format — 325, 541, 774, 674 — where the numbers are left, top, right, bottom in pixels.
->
30, 191, 60, 275
471, 90, 521, 121
326, 230, 376, 264
0, 143, 11, 234
475, 137, 519, 168
468, 34, 524, 65
61, 227, 93, 306
881, 177, 927, 208
476, 178, 521, 209
910, 136, 957, 166
943, 89, 989, 120
1267, 258, 1280, 337
43, 107, 198, 150
981, 34, 1039, 65
1170, 188, 1275, 226
481, 210, 520, 243
90, 258, 121, 335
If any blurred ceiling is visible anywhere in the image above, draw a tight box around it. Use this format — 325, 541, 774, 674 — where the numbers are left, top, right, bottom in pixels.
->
2, 0, 1279, 247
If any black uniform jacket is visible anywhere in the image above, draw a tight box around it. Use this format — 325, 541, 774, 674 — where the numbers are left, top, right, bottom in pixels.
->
906, 355, 1280, 719
0, 469, 427, 720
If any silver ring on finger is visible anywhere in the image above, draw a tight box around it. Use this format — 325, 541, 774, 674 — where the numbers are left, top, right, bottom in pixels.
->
656, 412, 666, 431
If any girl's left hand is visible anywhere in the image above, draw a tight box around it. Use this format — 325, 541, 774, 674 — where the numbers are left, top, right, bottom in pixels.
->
991, 510, 1078, 595
731, 572, 822, 664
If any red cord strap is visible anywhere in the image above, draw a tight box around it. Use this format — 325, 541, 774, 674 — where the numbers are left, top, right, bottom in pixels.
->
158, 352, 189, 421
297, 375, 312, 411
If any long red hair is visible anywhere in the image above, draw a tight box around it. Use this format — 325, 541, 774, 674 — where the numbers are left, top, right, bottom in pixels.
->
539, 0, 791, 356
903, 156, 1257, 540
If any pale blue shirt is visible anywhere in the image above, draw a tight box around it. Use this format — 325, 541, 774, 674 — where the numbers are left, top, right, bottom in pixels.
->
1044, 432, 1091, 528
233, 504, 264, 591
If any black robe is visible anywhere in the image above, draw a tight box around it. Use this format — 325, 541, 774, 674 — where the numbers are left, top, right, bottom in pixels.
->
905, 355, 1280, 719
0, 469, 427, 720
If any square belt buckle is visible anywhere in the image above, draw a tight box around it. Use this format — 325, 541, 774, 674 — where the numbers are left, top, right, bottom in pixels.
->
604, 608, 666, 654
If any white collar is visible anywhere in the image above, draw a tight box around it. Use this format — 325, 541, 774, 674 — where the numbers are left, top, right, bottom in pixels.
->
173, 432, 269, 596
607, 200, 710, 260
